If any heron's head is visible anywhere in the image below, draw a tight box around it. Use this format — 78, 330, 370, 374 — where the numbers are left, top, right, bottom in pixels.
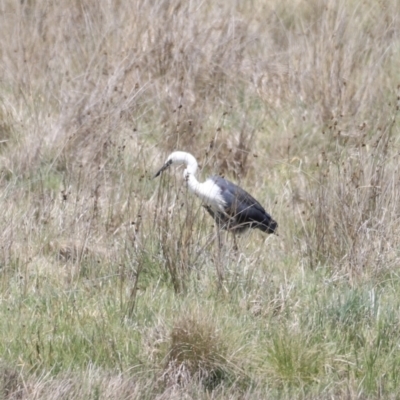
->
153, 151, 198, 178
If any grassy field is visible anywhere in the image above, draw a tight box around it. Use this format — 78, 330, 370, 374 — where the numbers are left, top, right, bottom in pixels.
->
0, 0, 400, 398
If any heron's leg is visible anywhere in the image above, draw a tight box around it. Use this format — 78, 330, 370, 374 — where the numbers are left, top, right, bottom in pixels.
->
215, 226, 224, 287
217, 226, 222, 250
232, 232, 239, 253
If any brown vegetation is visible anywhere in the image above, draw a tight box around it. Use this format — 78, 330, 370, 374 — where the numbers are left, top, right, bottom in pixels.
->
0, 0, 400, 398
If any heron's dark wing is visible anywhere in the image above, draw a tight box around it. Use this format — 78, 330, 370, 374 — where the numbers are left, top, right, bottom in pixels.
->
203, 205, 249, 233
209, 176, 277, 234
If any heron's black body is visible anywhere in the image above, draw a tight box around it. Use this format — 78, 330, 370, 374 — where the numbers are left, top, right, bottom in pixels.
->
204, 176, 277, 234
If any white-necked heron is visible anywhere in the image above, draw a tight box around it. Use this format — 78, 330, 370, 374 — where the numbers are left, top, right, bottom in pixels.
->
154, 151, 278, 235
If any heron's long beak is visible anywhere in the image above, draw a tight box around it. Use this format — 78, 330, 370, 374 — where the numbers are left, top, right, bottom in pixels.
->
153, 160, 172, 178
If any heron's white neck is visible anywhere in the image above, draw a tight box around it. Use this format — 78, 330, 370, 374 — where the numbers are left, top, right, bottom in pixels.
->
181, 152, 198, 176
185, 172, 225, 211
185, 171, 201, 193
173, 153, 205, 197
168, 151, 224, 209
183, 155, 201, 195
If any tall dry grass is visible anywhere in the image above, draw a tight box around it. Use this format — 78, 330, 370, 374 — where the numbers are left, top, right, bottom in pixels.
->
0, 0, 400, 398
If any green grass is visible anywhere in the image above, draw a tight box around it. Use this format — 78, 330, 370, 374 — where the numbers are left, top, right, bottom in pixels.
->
3, 247, 400, 396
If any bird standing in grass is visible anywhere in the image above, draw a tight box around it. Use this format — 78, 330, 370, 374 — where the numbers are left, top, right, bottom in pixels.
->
154, 151, 278, 238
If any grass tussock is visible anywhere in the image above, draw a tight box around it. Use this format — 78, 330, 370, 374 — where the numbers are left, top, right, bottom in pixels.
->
0, 0, 400, 398
163, 311, 230, 389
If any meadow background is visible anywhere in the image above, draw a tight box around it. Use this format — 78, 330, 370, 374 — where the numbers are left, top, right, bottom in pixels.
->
0, 0, 400, 398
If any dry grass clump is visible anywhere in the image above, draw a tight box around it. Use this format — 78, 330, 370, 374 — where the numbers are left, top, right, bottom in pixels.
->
0, 365, 23, 400
163, 312, 230, 389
